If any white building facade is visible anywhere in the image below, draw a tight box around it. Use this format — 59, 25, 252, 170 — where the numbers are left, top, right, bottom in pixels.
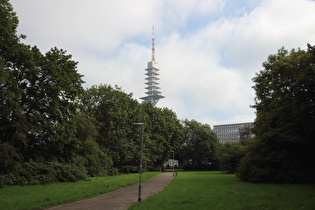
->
213, 122, 253, 143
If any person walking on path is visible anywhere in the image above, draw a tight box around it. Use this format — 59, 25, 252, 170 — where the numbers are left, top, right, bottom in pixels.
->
49, 172, 174, 210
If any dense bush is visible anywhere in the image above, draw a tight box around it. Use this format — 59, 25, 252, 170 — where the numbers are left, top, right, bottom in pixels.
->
0, 160, 87, 188
218, 141, 245, 174
120, 166, 139, 173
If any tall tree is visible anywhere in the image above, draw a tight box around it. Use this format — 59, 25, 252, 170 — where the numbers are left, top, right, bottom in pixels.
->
73, 113, 109, 176
0, 0, 24, 172
141, 103, 184, 170
237, 45, 315, 183
81, 84, 142, 172
1, 0, 84, 171
180, 119, 219, 170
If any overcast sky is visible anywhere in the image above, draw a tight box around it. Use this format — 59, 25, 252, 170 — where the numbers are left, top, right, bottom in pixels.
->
10, 0, 315, 126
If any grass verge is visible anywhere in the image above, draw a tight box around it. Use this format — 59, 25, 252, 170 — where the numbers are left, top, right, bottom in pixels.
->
129, 171, 315, 210
0, 172, 160, 210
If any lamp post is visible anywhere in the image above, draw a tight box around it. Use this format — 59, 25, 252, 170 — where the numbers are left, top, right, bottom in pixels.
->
132, 123, 144, 202
171, 150, 175, 176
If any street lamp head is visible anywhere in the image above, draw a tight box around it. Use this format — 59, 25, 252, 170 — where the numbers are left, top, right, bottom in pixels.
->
132, 123, 144, 125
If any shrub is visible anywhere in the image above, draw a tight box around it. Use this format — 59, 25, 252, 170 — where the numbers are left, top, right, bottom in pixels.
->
107, 167, 119, 176
236, 139, 315, 183
0, 160, 87, 188
120, 166, 138, 173
218, 141, 245, 174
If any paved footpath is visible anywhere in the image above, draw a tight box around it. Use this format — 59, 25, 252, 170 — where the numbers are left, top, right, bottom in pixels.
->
48, 172, 174, 210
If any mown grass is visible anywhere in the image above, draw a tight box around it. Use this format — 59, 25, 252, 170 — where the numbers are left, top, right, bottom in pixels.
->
130, 171, 315, 210
0, 172, 159, 210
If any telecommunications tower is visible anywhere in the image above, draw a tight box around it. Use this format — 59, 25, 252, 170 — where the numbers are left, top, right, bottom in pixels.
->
140, 26, 165, 106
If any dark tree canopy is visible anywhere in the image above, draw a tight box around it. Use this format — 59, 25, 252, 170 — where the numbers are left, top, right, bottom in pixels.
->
1, 0, 84, 162
237, 45, 315, 183
81, 84, 143, 172
141, 103, 184, 171
81, 85, 184, 173
0, 0, 92, 185
218, 141, 245, 174
180, 119, 219, 170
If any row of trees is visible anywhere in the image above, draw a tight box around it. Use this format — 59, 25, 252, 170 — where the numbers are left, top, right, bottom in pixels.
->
0, 0, 219, 187
79, 84, 186, 174
219, 45, 315, 184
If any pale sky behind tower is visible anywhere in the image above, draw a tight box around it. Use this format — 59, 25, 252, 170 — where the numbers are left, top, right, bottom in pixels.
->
10, 0, 315, 126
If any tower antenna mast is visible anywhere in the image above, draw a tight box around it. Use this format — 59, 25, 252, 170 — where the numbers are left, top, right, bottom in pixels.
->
152, 25, 155, 62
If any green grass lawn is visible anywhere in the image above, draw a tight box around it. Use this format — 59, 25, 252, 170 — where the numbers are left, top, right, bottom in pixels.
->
0, 172, 160, 210
130, 171, 315, 210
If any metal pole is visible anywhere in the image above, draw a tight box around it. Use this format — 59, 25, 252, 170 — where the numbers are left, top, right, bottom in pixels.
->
171, 150, 175, 176
133, 123, 144, 202
173, 151, 175, 176
139, 123, 144, 202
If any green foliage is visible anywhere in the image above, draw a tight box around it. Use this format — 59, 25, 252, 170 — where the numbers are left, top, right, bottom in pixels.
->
237, 44, 315, 183
81, 84, 142, 171
73, 113, 111, 177
180, 119, 219, 170
141, 103, 184, 171
0, 160, 87, 188
0, 142, 21, 173
239, 137, 253, 146
81, 85, 184, 173
218, 141, 245, 173
0, 1, 89, 186
0, 0, 20, 59
0, 3, 84, 165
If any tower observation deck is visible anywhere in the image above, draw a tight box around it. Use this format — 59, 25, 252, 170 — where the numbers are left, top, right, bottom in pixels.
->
140, 26, 165, 105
